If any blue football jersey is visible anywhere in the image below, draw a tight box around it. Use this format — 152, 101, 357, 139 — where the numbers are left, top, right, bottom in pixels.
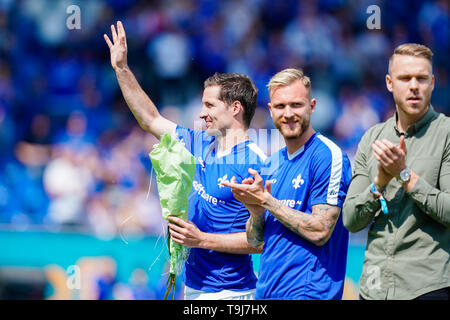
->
256, 132, 352, 300
175, 125, 267, 292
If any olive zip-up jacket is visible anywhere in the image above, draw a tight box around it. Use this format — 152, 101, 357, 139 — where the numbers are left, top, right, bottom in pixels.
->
343, 106, 450, 300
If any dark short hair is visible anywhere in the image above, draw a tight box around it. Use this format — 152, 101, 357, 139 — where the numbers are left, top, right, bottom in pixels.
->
204, 72, 258, 128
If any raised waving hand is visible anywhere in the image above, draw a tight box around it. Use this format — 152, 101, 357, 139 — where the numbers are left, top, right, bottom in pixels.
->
104, 21, 128, 72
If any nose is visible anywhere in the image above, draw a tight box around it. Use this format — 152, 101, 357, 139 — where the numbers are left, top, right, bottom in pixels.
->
410, 77, 419, 91
199, 105, 208, 119
284, 105, 295, 118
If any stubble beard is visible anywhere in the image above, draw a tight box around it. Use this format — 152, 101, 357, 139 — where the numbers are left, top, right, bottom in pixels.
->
276, 117, 310, 140
396, 95, 431, 120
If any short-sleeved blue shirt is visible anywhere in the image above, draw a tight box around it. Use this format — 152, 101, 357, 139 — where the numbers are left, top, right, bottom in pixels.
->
175, 125, 267, 292
256, 132, 352, 300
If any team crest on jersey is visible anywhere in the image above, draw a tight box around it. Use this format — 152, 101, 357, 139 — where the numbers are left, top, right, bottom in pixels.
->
217, 174, 230, 188
292, 174, 304, 189
197, 156, 205, 171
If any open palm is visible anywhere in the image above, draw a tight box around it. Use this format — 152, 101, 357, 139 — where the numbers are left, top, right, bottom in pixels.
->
104, 21, 128, 71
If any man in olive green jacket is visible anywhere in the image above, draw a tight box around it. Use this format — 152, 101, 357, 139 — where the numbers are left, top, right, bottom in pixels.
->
342, 43, 450, 300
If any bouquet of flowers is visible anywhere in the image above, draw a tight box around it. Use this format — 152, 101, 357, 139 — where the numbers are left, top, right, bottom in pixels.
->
149, 132, 196, 300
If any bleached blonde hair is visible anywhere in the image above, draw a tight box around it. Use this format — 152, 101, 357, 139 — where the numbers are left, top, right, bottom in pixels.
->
267, 68, 312, 97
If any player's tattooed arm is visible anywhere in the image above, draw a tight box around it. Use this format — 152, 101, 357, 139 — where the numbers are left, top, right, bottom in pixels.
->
245, 208, 266, 248
262, 198, 341, 246
220, 169, 340, 247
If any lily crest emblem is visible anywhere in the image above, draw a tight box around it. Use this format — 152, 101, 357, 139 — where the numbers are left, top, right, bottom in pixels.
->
292, 174, 304, 189
197, 156, 205, 170
218, 174, 229, 188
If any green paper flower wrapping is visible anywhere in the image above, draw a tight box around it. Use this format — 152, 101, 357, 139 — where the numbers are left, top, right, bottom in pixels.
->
149, 132, 196, 298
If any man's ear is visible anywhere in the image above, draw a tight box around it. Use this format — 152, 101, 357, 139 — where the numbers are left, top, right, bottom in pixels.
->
267, 102, 273, 118
310, 98, 316, 113
386, 74, 393, 93
232, 101, 243, 116
431, 74, 435, 92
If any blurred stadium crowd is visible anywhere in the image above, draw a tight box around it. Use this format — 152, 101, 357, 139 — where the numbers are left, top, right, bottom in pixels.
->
0, 0, 449, 238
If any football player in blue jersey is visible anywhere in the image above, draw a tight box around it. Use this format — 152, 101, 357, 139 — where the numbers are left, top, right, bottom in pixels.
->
222, 68, 352, 300
105, 21, 267, 300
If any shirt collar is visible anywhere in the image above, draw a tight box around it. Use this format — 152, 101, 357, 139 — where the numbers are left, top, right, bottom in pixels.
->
285, 132, 318, 161
394, 105, 438, 137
